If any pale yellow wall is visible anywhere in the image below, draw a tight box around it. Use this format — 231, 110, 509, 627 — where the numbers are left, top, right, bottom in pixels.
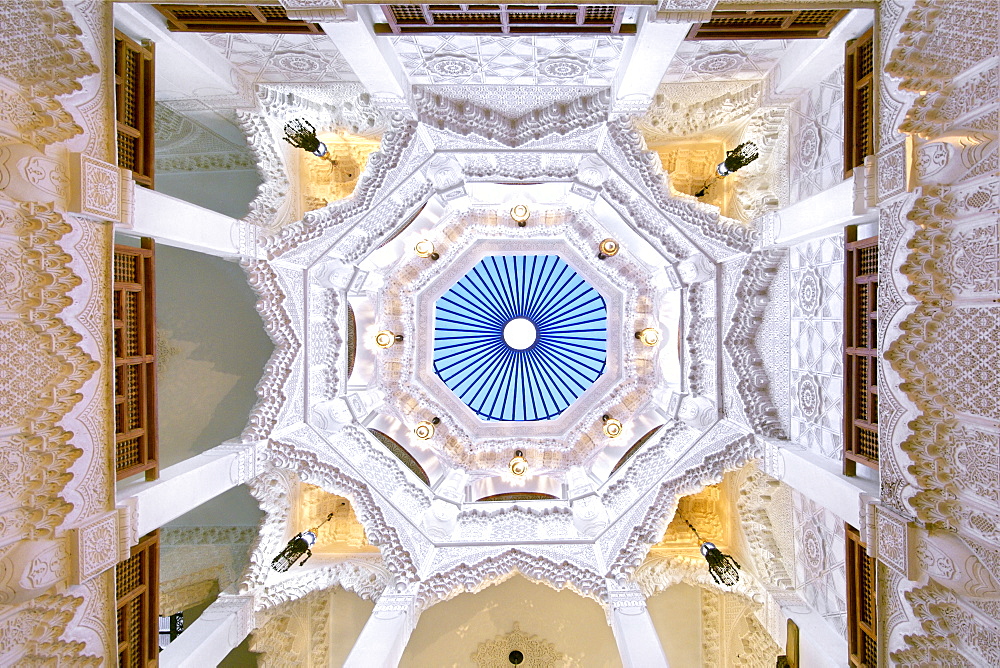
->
647, 584, 703, 668
401, 576, 621, 667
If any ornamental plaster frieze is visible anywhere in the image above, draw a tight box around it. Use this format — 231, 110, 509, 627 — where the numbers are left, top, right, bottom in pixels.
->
723, 249, 789, 439
414, 547, 608, 613
411, 87, 612, 147
260, 119, 426, 261
371, 209, 661, 472
238, 111, 292, 237
240, 259, 304, 443
255, 557, 390, 611
600, 428, 760, 581
603, 118, 759, 258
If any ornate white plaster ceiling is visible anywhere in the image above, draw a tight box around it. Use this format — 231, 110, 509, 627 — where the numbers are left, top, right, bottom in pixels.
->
391, 35, 625, 85
155, 103, 256, 172
237, 98, 781, 611
419, 84, 607, 119
202, 32, 359, 85
661, 40, 790, 83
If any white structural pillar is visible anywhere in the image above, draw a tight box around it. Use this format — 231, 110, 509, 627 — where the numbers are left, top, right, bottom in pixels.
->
611, 9, 690, 116
771, 178, 877, 247
131, 186, 246, 257
320, 10, 412, 116
770, 442, 878, 528
116, 441, 260, 541
345, 589, 421, 667
159, 594, 256, 668
606, 580, 669, 668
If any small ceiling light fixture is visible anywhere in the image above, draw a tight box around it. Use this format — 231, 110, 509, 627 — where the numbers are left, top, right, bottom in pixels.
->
509, 650, 524, 665
598, 238, 619, 260
509, 449, 528, 477
414, 239, 439, 260
271, 512, 334, 572
375, 330, 404, 348
695, 141, 760, 198
602, 414, 623, 438
635, 327, 661, 347
510, 204, 530, 227
681, 513, 741, 586
282, 118, 330, 160
414, 417, 440, 440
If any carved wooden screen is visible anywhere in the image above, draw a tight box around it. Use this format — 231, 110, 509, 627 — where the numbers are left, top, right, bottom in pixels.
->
116, 531, 160, 668
114, 240, 159, 481
846, 524, 878, 667
114, 31, 155, 188
845, 27, 875, 178
154, 4, 322, 33
844, 232, 878, 474
686, 9, 848, 40
377, 5, 632, 34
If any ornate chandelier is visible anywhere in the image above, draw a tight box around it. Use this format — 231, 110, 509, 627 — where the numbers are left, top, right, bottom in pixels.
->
270, 512, 334, 573
681, 513, 741, 586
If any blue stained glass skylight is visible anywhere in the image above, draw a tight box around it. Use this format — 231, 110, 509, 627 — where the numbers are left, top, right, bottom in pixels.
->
433, 254, 608, 421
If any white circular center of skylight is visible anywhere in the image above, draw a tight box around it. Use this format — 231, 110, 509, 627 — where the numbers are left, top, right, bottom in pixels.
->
503, 318, 537, 350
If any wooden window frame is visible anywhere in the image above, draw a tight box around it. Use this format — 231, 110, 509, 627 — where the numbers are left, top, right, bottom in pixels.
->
116, 531, 160, 668
845, 27, 875, 178
846, 524, 878, 667
376, 4, 633, 35
154, 4, 322, 33
686, 9, 849, 40
114, 31, 155, 188
114, 239, 159, 482
844, 229, 879, 475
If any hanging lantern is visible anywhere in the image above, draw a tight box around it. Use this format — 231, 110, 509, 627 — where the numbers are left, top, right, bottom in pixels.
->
510, 204, 530, 227
509, 450, 529, 477
635, 327, 661, 347
717, 141, 760, 176
414, 417, 440, 440
681, 513, 741, 586
271, 512, 334, 572
375, 330, 404, 348
598, 238, 619, 260
282, 118, 328, 158
602, 414, 623, 438
695, 141, 760, 197
414, 239, 439, 260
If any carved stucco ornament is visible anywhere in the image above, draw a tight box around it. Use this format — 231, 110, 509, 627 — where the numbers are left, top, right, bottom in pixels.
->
471, 623, 565, 668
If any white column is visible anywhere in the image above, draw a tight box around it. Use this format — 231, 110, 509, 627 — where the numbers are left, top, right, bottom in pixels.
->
611, 10, 690, 117
772, 444, 877, 528
159, 594, 256, 668
771, 179, 877, 247
320, 11, 412, 117
774, 10, 875, 95
606, 580, 669, 668
130, 186, 244, 258
344, 590, 420, 667
116, 442, 260, 542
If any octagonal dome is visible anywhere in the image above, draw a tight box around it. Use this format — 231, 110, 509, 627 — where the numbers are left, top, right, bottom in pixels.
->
433, 253, 608, 422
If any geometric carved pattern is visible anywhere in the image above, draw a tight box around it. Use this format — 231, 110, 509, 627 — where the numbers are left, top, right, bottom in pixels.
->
471, 623, 565, 667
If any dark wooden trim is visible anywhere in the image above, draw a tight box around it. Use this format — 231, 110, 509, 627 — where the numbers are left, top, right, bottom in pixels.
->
845, 27, 875, 178
154, 4, 322, 33
114, 31, 155, 188
116, 531, 160, 668
377, 4, 631, 35
687, 9, 849, 40
114, 241, 158, 481
843, 229, 879, 475
846, 524, 878, 667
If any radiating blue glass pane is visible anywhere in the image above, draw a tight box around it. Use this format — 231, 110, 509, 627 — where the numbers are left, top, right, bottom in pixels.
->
434, 254, 607, 421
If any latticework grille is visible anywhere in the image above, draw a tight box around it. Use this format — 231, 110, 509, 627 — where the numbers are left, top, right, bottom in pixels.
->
113, 241, 158, 481
380, 4, 629, 34
154, 4, 322, 33
115, 532, 159, 668
847, 525, 878, 667
845, 28, 875, 177
844, 233, 879, 474
687, 9, 848, 40
114, 31, 154, 187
